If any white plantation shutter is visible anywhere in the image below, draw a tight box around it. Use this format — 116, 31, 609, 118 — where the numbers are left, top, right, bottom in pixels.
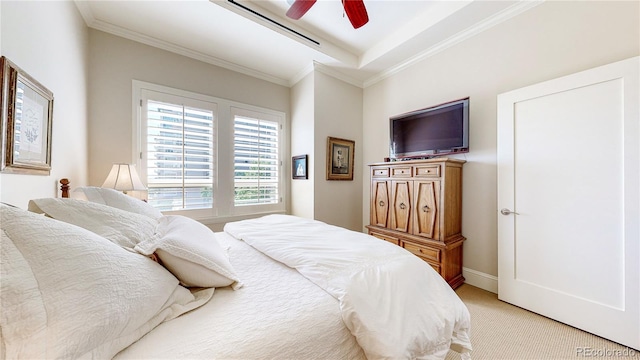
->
135, 81, 285, 219
233, 108, 280, 206
144, 98, 215, 211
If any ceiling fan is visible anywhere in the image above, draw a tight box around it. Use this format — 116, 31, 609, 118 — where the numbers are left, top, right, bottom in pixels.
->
285, 0, 369, 29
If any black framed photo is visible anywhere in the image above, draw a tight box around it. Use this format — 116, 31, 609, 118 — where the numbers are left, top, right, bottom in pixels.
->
1, 56, 54, 175
292, 154, 308, 179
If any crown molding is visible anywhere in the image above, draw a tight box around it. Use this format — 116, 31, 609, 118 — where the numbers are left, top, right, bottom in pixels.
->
74, 1, 290, 87
289, 62, 365, 89
289, 62, 315, 87
363, 0, 545, 88
74, 0, 96, 26
312, 62, 364, 88
73, 0, 543, 90
94, 19, 290, 87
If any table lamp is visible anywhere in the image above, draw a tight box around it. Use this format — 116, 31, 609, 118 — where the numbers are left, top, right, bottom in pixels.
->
101, 163, 146, 194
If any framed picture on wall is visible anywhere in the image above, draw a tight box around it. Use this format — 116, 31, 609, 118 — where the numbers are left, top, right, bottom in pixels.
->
326, 137, 355, 181
0, 56, 54, 175
292, 154, 308, 179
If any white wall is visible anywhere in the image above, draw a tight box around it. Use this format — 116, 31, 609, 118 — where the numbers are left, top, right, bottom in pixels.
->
290, 72, 315, 219
362, 1, 639, 281
289, 68, 364, 231
0, 1, 89, 208
314, 71, 363, 231
87, 29, 290, 195
89, 29, 365, 231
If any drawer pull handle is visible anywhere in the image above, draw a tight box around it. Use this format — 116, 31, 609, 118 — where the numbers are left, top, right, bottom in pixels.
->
399, 203, 406, 210
379, 201, 385, 207
422, 205, 430, 212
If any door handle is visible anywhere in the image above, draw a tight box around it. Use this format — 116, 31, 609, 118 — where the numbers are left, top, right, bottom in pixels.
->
500, 208, 519, 216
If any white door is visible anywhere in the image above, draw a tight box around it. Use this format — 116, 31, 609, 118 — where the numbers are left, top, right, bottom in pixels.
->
497, 57, 639, 349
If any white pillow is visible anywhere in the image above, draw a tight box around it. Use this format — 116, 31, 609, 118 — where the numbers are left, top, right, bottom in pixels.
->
74, 186, 163, 220
28, 198, 241, 289
135, 215, 242, 289
28, 198, 157, 250
0, 204, 213, 359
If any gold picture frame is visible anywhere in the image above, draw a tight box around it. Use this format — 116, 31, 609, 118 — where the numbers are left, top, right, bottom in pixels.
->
326, 137, 355, 181
1, 56, 54, 175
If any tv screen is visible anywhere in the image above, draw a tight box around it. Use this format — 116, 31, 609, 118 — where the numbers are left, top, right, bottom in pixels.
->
390, 98, 469, 159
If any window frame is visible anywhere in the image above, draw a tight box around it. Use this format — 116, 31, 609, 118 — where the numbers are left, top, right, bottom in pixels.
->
132, 80, 287, 222
141, 90, 218, 215
231, 106, 283, 211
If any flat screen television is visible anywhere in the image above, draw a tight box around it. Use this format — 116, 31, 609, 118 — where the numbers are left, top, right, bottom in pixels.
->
390, 97, 469, 159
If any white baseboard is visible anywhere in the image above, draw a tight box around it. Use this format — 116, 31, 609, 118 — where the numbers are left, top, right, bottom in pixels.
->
462, 267, 498, 294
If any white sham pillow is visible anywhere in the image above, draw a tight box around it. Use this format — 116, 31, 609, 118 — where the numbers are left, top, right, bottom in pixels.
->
74, 186, 163, 220
28, 198, 241, 289
28, 198, 157, 250
135, 215, 242, 289
0, 204, 214, 359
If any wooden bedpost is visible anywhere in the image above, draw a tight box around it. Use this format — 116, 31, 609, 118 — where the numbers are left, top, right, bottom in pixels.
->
60, 178, 70, 198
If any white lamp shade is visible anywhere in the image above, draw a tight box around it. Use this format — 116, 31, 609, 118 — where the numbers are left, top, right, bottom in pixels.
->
101, 164, 146, 191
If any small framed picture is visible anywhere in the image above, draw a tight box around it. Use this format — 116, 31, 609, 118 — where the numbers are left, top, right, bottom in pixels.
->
1, 56, 54, 175
292, 154, 308, 179
326, 137, 355, 181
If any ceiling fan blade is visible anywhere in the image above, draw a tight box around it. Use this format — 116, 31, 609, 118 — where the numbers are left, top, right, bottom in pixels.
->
342, 0, 368, 29
286, 0, 317, 20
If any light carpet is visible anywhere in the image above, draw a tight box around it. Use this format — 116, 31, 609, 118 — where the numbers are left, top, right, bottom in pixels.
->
445, 284, 638, 360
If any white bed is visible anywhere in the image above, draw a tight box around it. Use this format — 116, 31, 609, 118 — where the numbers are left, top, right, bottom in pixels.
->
116, 231, 365, 359
1, 186, 472, 359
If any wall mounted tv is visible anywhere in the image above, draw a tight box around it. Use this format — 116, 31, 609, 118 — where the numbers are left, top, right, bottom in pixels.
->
390, 97, 469, 160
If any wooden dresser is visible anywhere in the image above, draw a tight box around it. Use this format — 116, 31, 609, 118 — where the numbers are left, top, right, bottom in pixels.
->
366, 158, 465, 289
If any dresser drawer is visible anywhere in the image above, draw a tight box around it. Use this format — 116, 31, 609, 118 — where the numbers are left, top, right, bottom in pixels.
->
414, 165, 441, 177
426, 260, 441, 274
403, 241, 441, 262
369, 231, 400, 246
372, 167, 390, 177
390, 166, 412, 177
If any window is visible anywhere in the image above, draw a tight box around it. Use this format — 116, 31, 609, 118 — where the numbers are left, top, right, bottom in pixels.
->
134, 81, 285, 220
233, 108, 280, 206
144, 98, 215, 211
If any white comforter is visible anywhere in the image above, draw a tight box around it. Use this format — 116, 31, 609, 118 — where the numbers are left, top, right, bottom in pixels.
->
115, 231, 365, 359
224, 215, 472, 360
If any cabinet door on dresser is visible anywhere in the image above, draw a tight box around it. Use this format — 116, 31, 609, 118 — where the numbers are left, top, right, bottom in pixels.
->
370, 180, 390, 227
413, 180, 441, 240
367, 158, 466, 289
390, 180, 412, 232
